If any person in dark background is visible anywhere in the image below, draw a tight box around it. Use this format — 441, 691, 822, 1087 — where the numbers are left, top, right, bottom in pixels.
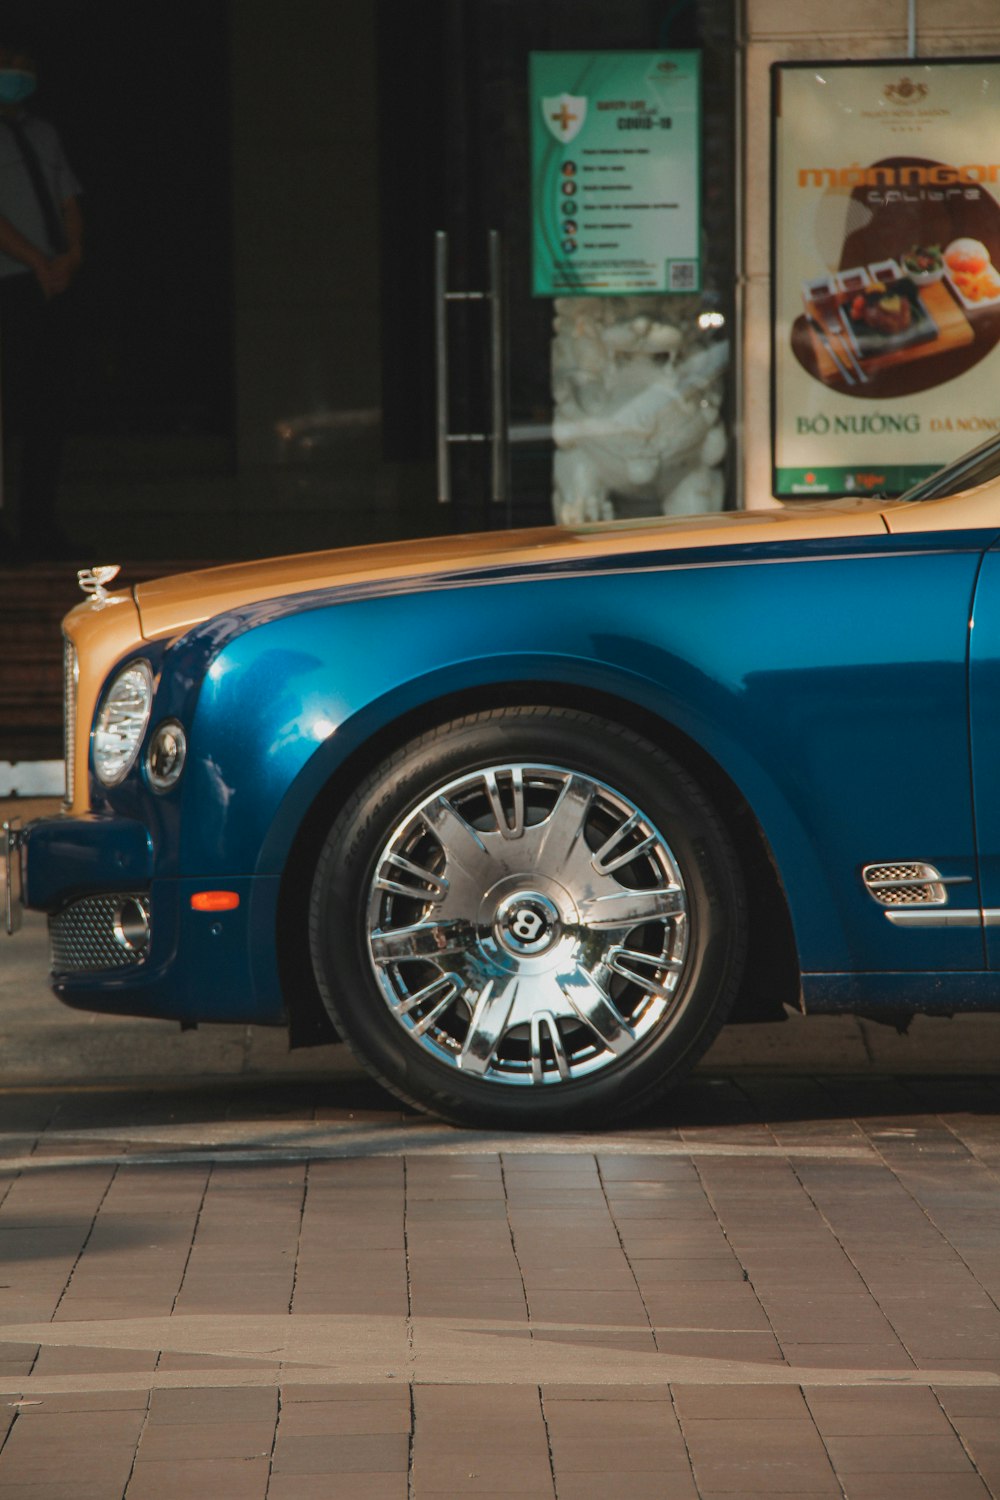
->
0, 38, 82, 562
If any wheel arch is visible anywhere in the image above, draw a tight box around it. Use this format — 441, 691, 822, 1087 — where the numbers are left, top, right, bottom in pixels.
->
275, 680, 801, 1049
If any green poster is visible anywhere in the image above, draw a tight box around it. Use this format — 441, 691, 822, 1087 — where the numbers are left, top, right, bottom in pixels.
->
530, 51, 701, 298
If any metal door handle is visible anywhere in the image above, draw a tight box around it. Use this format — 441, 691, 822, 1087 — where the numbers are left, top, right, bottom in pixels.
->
488, 230, 509, 507
434, 230, 509, 506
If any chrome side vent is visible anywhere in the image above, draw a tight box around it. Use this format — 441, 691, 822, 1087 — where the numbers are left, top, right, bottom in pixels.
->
863, 863, 947, 907
63, 636, 78, 807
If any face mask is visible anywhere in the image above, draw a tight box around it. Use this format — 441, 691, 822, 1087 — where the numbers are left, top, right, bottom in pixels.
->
0, 70, 37, 105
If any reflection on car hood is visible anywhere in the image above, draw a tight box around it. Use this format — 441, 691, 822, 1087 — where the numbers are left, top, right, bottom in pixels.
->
132, 501, 891, 640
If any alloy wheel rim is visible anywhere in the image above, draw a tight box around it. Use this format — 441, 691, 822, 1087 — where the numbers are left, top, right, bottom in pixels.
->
364, 762, 690, 1087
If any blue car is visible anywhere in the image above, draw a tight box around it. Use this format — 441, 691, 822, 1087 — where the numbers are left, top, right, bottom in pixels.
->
8, 435, 1000, 1127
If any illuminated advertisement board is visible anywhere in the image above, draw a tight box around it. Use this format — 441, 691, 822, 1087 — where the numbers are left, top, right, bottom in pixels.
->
773, 58, 1000, 498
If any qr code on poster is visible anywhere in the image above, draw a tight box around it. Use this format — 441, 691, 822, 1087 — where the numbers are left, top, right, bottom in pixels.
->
668, 260, 697, 291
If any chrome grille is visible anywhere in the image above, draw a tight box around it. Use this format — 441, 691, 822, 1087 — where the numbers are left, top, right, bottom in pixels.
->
50, 893, 149, 973
63, 636, 78, 806
863, 863, 946, 907
876, 884, 937, 905
867, 863, 923, 884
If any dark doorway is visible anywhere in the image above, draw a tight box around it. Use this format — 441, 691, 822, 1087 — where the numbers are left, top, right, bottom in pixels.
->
3, 0, 233, 459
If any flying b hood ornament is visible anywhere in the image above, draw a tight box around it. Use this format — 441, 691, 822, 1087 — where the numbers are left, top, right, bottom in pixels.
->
77, 565, 121, 605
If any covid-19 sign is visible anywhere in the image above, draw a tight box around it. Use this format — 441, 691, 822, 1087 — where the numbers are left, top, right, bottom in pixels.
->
529, 51, 701, 298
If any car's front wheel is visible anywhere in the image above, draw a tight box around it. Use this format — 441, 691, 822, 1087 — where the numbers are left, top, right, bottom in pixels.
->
309, 707, 746, 1128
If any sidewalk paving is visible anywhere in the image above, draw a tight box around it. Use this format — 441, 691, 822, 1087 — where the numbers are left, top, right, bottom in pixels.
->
2, 802, 1000, 1496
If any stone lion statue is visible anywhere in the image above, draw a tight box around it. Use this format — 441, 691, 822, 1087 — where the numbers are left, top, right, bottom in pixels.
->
551, 296, 729, 525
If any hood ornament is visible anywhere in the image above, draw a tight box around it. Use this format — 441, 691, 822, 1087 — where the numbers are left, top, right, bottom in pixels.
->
77, 565, 121, 604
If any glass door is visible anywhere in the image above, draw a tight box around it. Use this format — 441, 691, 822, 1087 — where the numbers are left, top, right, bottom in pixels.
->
377, 0, 737, 535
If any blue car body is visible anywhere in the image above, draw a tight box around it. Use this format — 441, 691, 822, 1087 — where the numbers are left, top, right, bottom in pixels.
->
12, 447, 1000, 1121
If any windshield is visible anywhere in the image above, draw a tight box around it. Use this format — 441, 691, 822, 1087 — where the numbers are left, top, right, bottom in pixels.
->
899, 428, 1000, 503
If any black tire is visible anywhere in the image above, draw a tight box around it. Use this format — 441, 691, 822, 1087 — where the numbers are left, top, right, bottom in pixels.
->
309, 706, 746, 1129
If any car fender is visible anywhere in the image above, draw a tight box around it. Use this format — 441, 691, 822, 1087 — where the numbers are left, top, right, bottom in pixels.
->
174, 547, 980, 976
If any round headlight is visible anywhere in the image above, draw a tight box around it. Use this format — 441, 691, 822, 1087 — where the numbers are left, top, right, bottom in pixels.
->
93, 661, 153, 786
146, 720, 187, 791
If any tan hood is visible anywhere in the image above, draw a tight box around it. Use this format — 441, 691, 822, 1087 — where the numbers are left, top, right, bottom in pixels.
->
64, 488, 997, 813
132, 502, 892, 641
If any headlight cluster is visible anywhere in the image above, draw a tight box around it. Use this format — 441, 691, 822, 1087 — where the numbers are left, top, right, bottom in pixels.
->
93, 662, 153, 786
92, 662, 187, 791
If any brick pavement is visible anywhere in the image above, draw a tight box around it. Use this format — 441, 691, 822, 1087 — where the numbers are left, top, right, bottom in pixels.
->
0, 1073, 998, 1497
3, 838, 1000, 1495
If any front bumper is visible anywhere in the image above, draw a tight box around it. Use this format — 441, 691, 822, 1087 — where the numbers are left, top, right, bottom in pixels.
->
11, 814, 285, 1026
21, 813, 153, 910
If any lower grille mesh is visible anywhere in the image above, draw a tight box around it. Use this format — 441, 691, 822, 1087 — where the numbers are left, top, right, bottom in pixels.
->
50, 893, 149, 973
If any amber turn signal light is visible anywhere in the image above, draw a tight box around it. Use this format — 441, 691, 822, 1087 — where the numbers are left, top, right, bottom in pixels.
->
190, 891, 240, 912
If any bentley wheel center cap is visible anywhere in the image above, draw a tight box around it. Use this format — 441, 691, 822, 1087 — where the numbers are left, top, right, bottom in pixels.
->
494, 890, 563, 956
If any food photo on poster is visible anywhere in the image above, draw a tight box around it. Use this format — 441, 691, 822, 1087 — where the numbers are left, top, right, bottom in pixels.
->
793, 190, 1000, 390
772, 59, 1000, 499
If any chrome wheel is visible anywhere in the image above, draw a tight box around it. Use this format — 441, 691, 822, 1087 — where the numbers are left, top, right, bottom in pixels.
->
310, 708, 745, 1127
365, 763, 691, 1087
